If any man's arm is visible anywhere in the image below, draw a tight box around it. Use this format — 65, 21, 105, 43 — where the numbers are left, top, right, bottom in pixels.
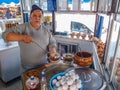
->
6, 32, 33, 43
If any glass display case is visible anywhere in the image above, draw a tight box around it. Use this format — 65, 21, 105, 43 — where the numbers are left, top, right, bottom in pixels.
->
103, 19, 120, 89
109, 21, 120, 90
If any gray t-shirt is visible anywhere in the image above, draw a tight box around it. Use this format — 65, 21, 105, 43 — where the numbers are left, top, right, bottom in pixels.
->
2, 22, 56, 67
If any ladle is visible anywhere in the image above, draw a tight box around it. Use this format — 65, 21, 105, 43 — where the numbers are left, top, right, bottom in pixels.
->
32, 39, 47, 54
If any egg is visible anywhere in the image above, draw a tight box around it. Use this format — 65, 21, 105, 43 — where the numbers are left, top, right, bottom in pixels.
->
52, 79, 57, 85
60, 79, 66, 85
69, 84, 77, 90
57, 86, 63, 90
67, 79, 73, 85
62, 84, 68, 90
57, 76, 62, 80
75, 74, 79, 80
55, 81, 60, 87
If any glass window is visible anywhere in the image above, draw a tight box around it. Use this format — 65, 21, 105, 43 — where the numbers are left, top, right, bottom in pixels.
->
98, 0, 112, 13
68, 0, 79, 11
80, 0, 92, 11
58, 0, 98, 11
39, 0, 47, 11
100, 15, 110, 43
106, 21, 120, 73
55, 13, 96, 33
109, 25, 120, 90
58, 0, 68, 11
116, 2, 120, 22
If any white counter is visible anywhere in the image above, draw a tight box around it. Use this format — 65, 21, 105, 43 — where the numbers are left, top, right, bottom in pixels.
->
0, 39, 21, 82
0, 39, 19, 51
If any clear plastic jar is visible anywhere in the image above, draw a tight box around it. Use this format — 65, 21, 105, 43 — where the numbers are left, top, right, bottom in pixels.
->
26, 75, 39, 90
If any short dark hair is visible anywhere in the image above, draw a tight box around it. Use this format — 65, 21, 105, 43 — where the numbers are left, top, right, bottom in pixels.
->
30, 4, 43, 15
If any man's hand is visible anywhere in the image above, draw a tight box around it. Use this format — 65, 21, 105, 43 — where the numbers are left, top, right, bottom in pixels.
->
23, 35, 33, 43
49, 52, 60, 62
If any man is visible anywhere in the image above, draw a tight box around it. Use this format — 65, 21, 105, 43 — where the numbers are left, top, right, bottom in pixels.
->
2, 4, 58, 71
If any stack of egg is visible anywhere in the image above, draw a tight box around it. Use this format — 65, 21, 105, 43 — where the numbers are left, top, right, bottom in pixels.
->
51, 70, 82, 90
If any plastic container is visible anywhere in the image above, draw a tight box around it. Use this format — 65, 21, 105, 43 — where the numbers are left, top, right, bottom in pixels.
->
41, 72, 48, 90
26, 76, 39, 90
50, 72, 82, 90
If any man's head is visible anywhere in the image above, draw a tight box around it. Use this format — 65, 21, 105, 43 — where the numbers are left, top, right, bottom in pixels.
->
30, 4, 43, 15
30, 4, 43, 30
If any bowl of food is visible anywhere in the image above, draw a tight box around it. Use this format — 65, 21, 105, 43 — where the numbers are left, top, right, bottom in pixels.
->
63, 53, 74, 62
49, 53, 60, 61
74, 52, 93, 67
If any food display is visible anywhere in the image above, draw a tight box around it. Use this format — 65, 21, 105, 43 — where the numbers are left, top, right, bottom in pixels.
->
49, 53, 60, 61
81, 34, 86, 39
76, 32, 81, 38
114, 59, 120, 89
23, 61, 107, 90
63, 53, 74, 62
88, 34, 94, 40
25, 69, 40, 78
5, 22, 19, 29
74, 52, 93, 67
93, 37, 106, 62
70, 32, 75, 38
50, 70, 82, 90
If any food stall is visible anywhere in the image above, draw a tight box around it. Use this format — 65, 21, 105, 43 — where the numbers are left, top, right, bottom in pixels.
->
19, 0, 120, 89
0, 0, 120, 90
22, 36, 107, 90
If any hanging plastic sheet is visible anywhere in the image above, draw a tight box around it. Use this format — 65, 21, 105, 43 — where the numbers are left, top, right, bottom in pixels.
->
0, 0, 19, 4
96, 16, 104, 38
47, 0, 57, 12
82, 0, 91, 3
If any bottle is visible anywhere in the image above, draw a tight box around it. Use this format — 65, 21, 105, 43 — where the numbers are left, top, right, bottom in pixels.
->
40, 72, 48, 90
26, 76, 39, 90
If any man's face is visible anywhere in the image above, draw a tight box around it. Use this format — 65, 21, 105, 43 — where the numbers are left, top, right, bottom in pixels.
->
30, 10, 43, 27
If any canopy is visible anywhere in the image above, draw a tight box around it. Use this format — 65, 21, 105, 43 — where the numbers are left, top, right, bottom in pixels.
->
0, 0, 20, 4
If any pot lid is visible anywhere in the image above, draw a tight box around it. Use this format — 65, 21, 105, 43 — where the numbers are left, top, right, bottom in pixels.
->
74, 68, 106, 90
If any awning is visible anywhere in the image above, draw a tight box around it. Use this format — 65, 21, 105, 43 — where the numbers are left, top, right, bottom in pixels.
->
0, 0, 20, 4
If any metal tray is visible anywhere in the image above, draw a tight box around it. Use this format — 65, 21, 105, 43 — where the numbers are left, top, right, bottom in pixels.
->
43, 62, 74, 88
75, 68, 107, 90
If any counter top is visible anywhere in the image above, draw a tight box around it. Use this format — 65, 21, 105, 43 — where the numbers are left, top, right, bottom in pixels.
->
22, 61, 107, 90
22, 61, 74, 90
0, 39, 19, 51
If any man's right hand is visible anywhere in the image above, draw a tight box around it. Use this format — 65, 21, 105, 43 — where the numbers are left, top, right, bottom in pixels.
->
23, 35, 33, 43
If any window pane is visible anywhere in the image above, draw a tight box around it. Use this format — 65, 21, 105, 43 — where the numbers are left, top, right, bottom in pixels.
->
40, 0, 47, 11
58, 0, 68, 11
55, 13, 96, 33
80, 0, 91, 11
68, 0, 79, 11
